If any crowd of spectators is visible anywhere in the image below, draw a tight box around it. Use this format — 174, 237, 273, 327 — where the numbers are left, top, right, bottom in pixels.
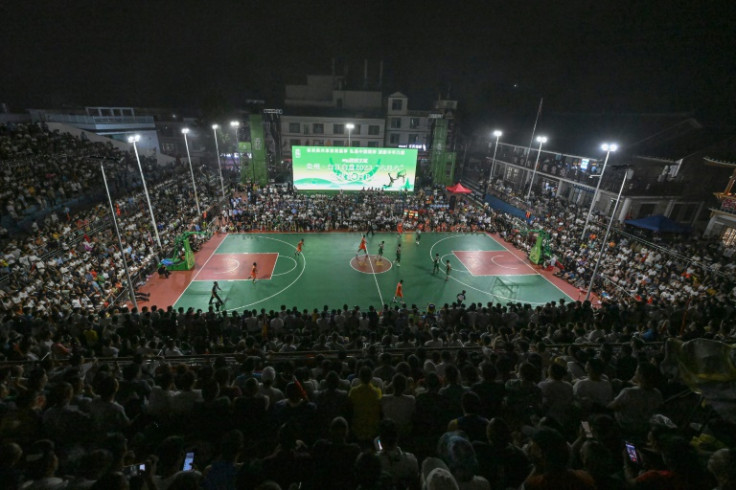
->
489, 188, 736, 342
1, 296, 735, 489
0, 122, 221, 317
1, 125, 736, 488
218, 186, 492, 234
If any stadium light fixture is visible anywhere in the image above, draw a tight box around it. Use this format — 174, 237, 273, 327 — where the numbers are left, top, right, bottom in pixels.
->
212, 124, 226, 199
585, 168, 633, 303
181, 128, 202, 217
128, 134, 162, 249
489, 130, 503, 184
230, 121, 240, 161
346, 123, 355, 147
99, 162, 138, 310
525, 136, 548, 200
581, 143, 619, 241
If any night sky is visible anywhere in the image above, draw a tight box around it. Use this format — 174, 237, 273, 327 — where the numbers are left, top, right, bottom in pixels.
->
2, 1, 735, 145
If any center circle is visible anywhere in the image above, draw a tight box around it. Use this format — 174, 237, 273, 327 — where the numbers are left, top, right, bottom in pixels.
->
350, 254, 392, 274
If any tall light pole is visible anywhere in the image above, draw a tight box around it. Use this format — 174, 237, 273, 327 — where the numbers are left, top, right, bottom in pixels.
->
128, 135, 162, 249
100, 162, 138, 311
230, 120, 240, 161
346, 123, 355, 147
489, 129, 502, 183
581, 143, 618, 241
211, 124, 226, 199
181, 128, 202, 217
525, 135, 548, 200
585, 168, 633, 303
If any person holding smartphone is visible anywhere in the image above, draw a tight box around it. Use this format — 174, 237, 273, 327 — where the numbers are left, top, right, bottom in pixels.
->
375, 419, 418, 489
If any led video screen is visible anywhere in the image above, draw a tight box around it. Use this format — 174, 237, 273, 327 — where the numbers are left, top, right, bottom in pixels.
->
292, 146, 418, 191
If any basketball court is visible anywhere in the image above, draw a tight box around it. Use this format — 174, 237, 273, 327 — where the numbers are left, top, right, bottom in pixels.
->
139, 232, 579, 313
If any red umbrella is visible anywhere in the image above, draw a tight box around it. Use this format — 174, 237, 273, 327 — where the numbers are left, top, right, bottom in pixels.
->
445, 182, 473, 194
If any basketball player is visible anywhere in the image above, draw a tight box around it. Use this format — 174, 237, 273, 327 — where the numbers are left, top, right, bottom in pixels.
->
250, 262, 258, 284
357, 235, 368, 256
295, 238, 304, 257
392, 279, 404, 303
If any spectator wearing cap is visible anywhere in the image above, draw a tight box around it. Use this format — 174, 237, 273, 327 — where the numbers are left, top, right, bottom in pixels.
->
436, 431, 490, 489
421, 458, 459, 490
524, 427, 596, 489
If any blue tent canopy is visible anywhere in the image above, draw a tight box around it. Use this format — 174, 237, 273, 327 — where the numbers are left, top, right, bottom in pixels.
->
624, 214, 691, 233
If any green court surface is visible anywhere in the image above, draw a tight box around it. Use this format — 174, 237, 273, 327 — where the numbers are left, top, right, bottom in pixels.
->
173, 232, 573, 313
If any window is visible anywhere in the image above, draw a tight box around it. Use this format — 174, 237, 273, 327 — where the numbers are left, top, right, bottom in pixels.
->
367, 141, 378, 147
333, 140, 344, 146
389, 134, 400, 144
313, 123, 324, 134
722, 227, 736, 246
290, 139, 301, 146
312, 139, 324, 146
390, 118, 401, 129
333, 123, 344, 134
351, 124, 361, 135
368, 125, 380, 135
351, 141, 360, 147
408, 134, 419, 144
391, 99, 403, 111
410, 117, 421, 129
288, 123, 300, 133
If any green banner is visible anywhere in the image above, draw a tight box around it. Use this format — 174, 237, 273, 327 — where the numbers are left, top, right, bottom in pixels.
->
249, 114, 268, 186
430, 119, 449, 183
292, 146, 417, 191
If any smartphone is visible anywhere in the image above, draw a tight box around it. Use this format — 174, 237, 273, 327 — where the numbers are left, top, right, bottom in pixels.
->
138, 463, 147, 473
625, 442, 639, 464
123, 464, 139, 477
182, 451, 195, 471
374, 437, 383, 451
581, 421, 593, 439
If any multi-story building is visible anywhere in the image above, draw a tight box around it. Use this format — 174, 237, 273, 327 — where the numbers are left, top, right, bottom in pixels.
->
485, 117, 735, 234
281, 113, 385, 151
279, 67, 456, 162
